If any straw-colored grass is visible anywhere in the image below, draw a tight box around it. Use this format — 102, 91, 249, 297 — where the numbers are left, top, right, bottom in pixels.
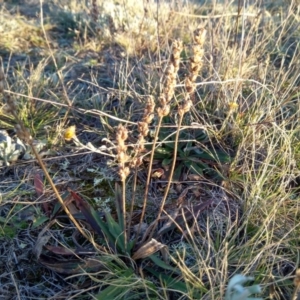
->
1, 0, 300, 299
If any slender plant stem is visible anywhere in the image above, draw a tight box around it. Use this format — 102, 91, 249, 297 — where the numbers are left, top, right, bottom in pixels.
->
30, 143, 96, 245
129, 168, 138, 245
148, 113, 184, 240
138, 117, 163, 237
122, 179, 127, 252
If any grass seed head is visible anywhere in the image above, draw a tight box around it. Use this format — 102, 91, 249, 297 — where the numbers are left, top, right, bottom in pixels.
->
137, 134, 146, 149
119, 166, 130, 181
115, 124, 130, 180
170, 40, 183, 72
294, 269, 300, 287
178, 99, 192, 116
186, 27, 206, 97
161, 40, 183, 106
157, 105, 170, 117
194, 27, 206, 47
142, 96, 155, 124
117, 151, 129, 164
116, 124, 128, 143
185, 77, 194, 94
131, 156, 143, 168
138, 121, 149, 137
143, 114, 154, 124
132, 96, 155, 166
117, 144, 127, 154
145, 96, 155, 114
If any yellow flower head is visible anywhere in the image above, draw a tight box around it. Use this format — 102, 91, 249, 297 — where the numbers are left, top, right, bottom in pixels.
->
64, 125, 76, 141
228, 102, 239, 111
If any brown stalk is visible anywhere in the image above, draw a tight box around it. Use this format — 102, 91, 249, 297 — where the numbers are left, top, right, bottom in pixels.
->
0, 68, 99, 250
116, 124, 130, 251
292, 269, 300, 300
146, 28, 206, 241
138, 40, 182, 241
147, 112, 184, 240
130, 97, 155, 242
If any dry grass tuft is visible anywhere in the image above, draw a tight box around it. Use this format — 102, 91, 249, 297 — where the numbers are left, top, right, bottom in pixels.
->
1, 0, 300, 299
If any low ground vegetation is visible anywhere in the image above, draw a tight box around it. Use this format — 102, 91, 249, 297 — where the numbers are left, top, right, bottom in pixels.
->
0, 0, 300, 299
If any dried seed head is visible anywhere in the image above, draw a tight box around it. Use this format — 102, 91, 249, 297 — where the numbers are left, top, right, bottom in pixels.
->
170, 40, 183, 71
133, 96, 155, 164
130, 156, 143, 168
116, 124, 128, 143
185, 77, 195, 94
194, 28, 207, 46
117, 143, 127, 154
142, 96, 155, 125
165, 63, 175, 79
178, 100, 192, 116
117, 139, 127, 153
185, 27, 206, 102
160, 40, 183, 105
145, 96, 155, 115
117, 152, 129, 164
138, 121, 149, 137
165, 86, 176, 104
119, 166, 130, 181
136, 134, 146, 151
157, 105, 170, 117
142, 114, 154, 124
294, 269, 300, 287
192, 46, 205, 64
159, 95, 167, 107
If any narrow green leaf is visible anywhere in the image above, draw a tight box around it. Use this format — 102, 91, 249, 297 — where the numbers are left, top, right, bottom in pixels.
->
70, 189, 104, 238
32, 215, 49, 229
0, 216, 8, 224
114, 182, 124, 232
96, 269, 134, 300
90, 207, 115, 242
173, 163, 184, 181
155, 147, 173, 156
184, 160, 204, 175
149, 255, 179, 273
51, 191, 70, 217
195, 149, 231, 163
104, 211, 126, 252
96, 285, 125, 300
162, 157, 173, 166
0, 225, 16, 238
195, 130, 208, 141
146, 266, 187, 294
